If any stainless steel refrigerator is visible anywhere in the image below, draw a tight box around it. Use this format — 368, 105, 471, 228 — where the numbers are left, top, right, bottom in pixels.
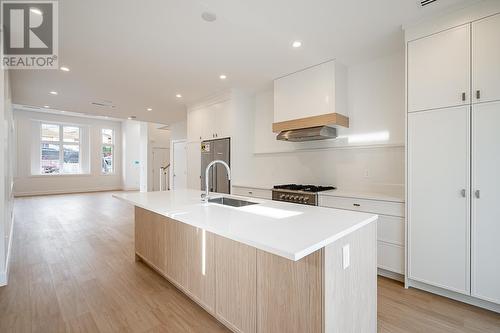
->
201, 138, 230, 194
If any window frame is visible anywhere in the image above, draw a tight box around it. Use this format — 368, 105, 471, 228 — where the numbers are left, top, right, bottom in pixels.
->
40, 123, 82, 175
101, 128, 115, 175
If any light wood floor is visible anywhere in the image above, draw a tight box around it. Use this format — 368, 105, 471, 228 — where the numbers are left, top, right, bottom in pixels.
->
1, 192, 499, 333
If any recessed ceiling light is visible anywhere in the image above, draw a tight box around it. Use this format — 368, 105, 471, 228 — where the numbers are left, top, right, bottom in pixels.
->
292, 40, 302, 48
128, 116, 136, 120
201, 11, 217, 22
30, 8, 42, 15
49, 91, 58, 95
146, 108, 153, 111
219, 74, 227, 80
176, 94, 182, 98
60, 66, 70, 72
43, 105, 50, 108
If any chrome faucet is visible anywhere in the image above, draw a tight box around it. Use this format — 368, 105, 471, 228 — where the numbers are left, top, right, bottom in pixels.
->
202, 160, 231, 203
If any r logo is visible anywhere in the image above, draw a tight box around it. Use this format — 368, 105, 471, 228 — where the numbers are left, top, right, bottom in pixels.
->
3, 2, 53, 54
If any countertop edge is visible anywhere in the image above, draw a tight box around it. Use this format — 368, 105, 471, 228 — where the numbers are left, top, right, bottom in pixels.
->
318, 191, 404, 203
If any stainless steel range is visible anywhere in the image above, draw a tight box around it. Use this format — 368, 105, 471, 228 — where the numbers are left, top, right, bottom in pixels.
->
272, 184, 336, 206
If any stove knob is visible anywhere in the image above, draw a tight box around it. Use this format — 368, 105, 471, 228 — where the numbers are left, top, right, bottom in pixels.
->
293, 196, 299, 201
280, 194, 285, 199
284, 195, 290, 200
298, 197, 304, 202
303, 197, 309, 203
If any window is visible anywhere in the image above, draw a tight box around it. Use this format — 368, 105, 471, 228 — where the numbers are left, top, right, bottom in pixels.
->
41, 124, 81, 174
101, 128, 114, 174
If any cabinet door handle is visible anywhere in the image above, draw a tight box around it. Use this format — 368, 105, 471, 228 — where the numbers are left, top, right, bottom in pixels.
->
461, 92, 466, 101
353, 203, 361, 207
460, 189, 466, 197
476, 90, 481, 100
248, 191, 253, 195
475, 190, 480, 199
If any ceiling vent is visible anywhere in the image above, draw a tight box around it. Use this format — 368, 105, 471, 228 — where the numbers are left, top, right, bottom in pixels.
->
419, 0, 438, 7
91, 99, 115, 108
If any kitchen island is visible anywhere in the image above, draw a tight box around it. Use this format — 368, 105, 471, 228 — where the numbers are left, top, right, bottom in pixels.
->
114, 189, 378, 333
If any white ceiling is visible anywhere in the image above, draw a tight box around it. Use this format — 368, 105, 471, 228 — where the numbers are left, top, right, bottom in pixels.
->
10, 0, 473, 124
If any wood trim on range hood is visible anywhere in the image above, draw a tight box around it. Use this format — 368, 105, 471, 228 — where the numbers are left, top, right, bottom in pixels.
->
272, 113, 349, 133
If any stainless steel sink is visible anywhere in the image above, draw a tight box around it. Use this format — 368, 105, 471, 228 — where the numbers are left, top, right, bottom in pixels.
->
208, 197, 258, 207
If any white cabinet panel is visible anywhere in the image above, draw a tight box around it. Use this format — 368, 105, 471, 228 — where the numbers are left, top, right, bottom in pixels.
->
188, 101, 232, 142
473, 13, 500, 104
472, 101, 500, 304
408, 106, 470, 294
378, 242, 404, 275
187, 107, 211, 142
274, 60, 347, 123
408, 24, 470, 112
377, 215, 404, 246
318, 195, 404, 217
212, 100, 232, 139
186, 142, 201, 190
232, 186, 272, 200
318, 195, 404, 277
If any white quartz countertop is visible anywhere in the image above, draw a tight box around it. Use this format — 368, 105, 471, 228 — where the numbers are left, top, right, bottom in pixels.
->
113, 189, 377, 261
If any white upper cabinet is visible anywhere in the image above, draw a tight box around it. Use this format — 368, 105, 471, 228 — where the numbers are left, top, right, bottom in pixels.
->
187, 107, 210, 142
187, 97, 232, 142
472, 101, 500, 304
473, 13, 500, 104
408, 106, 470, 294
408, 24, 470, 112
274, 60, 347, 123
211, 100, 231, 139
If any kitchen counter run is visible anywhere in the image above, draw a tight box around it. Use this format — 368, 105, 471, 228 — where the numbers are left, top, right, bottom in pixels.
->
113, 189, 377, 261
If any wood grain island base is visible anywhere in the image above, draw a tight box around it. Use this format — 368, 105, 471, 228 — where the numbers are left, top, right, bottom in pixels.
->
134, 207, 377, 333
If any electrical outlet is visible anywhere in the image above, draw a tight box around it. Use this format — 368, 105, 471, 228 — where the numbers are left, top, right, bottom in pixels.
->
342, 244, 350, 269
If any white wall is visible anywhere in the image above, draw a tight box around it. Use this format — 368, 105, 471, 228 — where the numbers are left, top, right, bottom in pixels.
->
169, 120, 187, 141
232, 51, 405, 195
122, 120, 141, 191
0, 69, 14, 285
13, 110, 123, 196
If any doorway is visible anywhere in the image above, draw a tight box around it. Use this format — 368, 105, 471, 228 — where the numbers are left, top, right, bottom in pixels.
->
171, 140, 187, 190
151, 147, 170, 191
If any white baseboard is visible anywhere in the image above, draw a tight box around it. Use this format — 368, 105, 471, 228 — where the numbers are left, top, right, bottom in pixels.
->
378, 268, 404, 282
122, 187, 140, 191
13, 187, 123, 197
408, 279, 500, 314
0, 215, 14, 287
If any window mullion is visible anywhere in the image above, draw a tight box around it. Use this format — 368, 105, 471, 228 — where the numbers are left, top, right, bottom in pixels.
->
59, 125, 64, 173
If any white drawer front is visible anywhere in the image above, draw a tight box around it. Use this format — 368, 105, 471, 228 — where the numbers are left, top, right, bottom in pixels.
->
378, 242, 404, 274
377, 215, 405, 246
318, 195, 404, 217
232, 186, 272, 200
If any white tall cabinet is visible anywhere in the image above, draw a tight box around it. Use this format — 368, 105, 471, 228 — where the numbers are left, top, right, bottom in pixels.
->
407, 11, 500, 311
471, 101, 500, 304
408, 106, 470, 294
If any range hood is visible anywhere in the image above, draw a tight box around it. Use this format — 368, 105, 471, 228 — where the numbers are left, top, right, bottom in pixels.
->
276, 126, 337, 142
272, 59, 350, 142
273, 113, 348, 142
